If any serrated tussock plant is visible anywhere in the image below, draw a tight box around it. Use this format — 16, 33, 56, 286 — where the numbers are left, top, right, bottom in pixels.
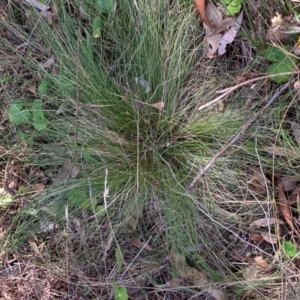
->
4, 0, 292, 290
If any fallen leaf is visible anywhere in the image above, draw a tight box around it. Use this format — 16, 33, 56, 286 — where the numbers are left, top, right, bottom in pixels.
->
288, 121, 300, 145
289, 186, 300, 203
203, 3, 227, 58
267, 14, 289, 42
263, 146, 298, 158
277, 178, 300, 237
249, 217, 279, 230
33, 183, 45, 192
39, 56, 55, 68
253, 256, 269, 269
281, 176, 298, 191
194, 0, 211, 26
260, 233, 277, 244
28, 84, 36, 95
130, 237, 152, 251
245, 98, 252, 109
218, 100, 224, 111
29, 241, 41, 255
204, 3, 223, 30
218, 10, 244, 56
206, 33, 222, 58
151, 101, 164, 110
25, 0, 49, 11
247, 166, 266, 195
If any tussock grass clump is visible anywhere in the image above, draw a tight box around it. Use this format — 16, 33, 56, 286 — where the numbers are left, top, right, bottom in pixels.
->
2, 0, 300, 298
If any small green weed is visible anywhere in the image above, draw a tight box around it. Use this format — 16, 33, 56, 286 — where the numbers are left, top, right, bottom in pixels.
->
282, 240, 297, 258
113, 283, 128, 300
8, 99, 47, 130
220, 0, 243, 15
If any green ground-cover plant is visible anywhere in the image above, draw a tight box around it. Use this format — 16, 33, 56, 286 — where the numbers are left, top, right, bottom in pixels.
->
2, 0, 300, 298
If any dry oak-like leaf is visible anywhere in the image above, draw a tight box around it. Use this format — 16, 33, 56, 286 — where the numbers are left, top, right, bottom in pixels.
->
281, 176, 298, 192
218, 11, 243, 56
194, 0, 211, 26
249, 217, 279, 230
130, 237, 152, 251
267, 14, 289, 42
151, 101, 164, 110
253, 256, 270, 269
277, 178, 300, 237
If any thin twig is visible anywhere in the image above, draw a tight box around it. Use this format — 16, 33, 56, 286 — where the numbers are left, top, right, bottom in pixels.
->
198, 72, 299, 111
187, 81, 290, 192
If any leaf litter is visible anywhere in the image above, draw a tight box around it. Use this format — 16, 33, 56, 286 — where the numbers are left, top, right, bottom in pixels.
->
202, 3, 243, 58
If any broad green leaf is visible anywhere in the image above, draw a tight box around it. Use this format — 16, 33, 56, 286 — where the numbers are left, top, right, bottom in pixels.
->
67, 189, 91, 209
267, 56, 297, 83
115, 246, 123, 272
32, 99, 47, 131
8, 100, 31, 125
93, 16, 102, 38
112, 283, 129, 300
221, 0, 242, 15
264, 45, 292, 62
38, 79, 48, 94
282, 240, 297, 258
96, 0, 114, 13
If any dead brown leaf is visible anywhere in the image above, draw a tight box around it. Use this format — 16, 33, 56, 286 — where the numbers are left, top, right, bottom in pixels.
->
289, 186, 300, 203
28, 84, 36, 95
253, 256, 270, 269
194, 0, 211, 26
130, 237, 152, 251
39, 56, 55, 68
218, 11, 243, 56
248, 167, 266, 195
260, 233, 277, 244
277, 178, 300, 237
245, 98, 253, 110
249, 217, 279, 230
281, 176, 298, 191
151, 101, 164, 110
267, 14, 289, 42
218, 100, 224, 111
